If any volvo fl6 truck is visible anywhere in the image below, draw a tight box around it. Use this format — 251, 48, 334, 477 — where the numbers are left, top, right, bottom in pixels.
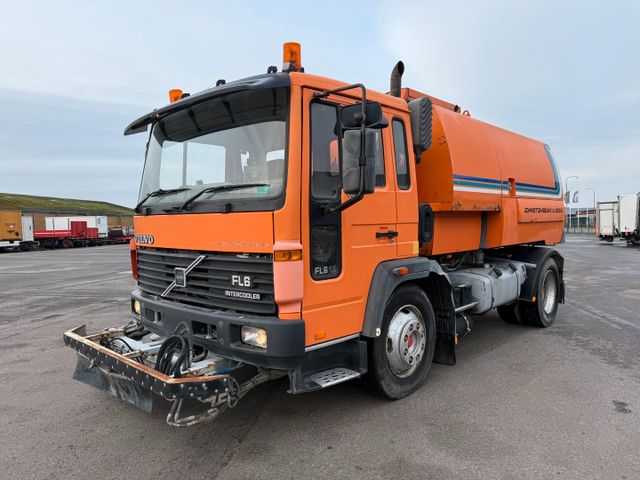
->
64, 43, 566, 426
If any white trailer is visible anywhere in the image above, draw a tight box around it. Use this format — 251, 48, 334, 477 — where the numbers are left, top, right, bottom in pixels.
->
45, 216, 109, 238
618, 194, 640, 245
596, 201, 618, 241
21, 215, 34, 242
618, 195, 639, 234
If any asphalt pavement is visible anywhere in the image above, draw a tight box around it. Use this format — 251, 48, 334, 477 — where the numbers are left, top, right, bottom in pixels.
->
1, 238, 639, 480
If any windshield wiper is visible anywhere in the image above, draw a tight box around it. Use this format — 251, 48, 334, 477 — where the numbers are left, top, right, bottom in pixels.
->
175, 183, 270, 212
134, 187, 191, 212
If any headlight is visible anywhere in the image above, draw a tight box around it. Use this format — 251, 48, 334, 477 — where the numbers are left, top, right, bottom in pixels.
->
132, 299, 142, 316
241, 326, 267, 349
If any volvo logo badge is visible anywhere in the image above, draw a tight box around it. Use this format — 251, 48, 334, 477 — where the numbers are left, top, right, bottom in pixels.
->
161, 255, 207, 297
174, 268, 187, 288
135, 234, 155, 245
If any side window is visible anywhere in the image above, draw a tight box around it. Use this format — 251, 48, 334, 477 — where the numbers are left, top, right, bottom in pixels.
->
392, 119, 410, 190
309, 101, 341, 281
372, 130, 386, 187
310, 103, 340, 199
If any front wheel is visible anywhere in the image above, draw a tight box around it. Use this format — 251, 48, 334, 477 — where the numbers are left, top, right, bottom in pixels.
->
367, 284, 436, 399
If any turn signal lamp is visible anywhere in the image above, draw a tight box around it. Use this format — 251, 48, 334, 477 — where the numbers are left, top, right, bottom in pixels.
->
393, 267, 410, 277
274, 249, 302, 262
241, 326, 268, 349
283, 42, 302, 71
169, 88, 183, 103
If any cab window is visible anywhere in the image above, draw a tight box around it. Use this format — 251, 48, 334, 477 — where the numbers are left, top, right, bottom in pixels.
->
392, 119, 410, 190
373, 130, 386, 188
310, 101, 386, 196
310, 102, 341, 199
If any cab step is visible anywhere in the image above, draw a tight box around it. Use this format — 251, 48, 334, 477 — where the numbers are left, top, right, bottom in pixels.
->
309, 367, 361, 388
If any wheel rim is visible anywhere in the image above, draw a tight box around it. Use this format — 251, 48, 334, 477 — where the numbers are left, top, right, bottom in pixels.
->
541, 270, 557, 315
386, 305, 427, 378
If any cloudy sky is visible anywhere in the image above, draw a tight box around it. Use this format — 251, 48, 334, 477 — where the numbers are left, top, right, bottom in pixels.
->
1, 0, 638, 208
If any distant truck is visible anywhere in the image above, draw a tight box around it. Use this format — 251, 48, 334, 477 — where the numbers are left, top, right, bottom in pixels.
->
596, 201, 619, 242
1, 211, 132, 251
45, 215, 109, 238
618, 194, 640, 245
37, 218, 132, 248
0, 211, 38, 251
35, 220, 100, 248
64, 43, 566, 426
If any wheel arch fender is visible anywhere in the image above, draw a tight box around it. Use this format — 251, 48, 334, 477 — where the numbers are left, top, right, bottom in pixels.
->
510, 246, 565, 303
361, 257, 458, 365
362, 258, 444, 338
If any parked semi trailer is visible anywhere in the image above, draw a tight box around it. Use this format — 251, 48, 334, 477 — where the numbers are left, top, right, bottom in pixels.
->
0, 210, 38, 251
37, 220, 132, 248
45, 215, 109, 238
1, 211, 132, 251
64, 43, 566, 426
35, 220, 101, 248
618, 194, 640, 245
596, 201, 619, 242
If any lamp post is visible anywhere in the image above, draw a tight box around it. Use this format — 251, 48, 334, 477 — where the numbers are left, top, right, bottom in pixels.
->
586, 187, 596, 230
565, 176, 579, 230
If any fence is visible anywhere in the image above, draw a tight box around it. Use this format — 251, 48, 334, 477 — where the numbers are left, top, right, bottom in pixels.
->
564, 208, 595, 235
564, 225, 594, 235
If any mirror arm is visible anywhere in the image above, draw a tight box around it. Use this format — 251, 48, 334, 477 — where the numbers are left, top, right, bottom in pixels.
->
314, 83, 367, 104
324, 164, 365, 213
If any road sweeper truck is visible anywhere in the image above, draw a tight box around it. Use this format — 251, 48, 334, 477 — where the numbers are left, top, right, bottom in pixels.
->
64, 43, 566, 426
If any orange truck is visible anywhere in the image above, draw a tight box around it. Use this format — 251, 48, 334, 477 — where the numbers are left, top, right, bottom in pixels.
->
64, 43, 565, 426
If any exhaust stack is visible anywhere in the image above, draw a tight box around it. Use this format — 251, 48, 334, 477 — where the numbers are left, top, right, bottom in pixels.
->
390, 61, 405, 97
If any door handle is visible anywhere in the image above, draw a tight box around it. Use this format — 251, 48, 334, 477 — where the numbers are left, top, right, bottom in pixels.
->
376, 230, 398, 239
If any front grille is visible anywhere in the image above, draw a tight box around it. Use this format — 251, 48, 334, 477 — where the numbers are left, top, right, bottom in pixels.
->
137, 248, 276, 315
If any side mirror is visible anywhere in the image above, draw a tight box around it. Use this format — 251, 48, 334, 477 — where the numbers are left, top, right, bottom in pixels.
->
342, 129, 378, 195
340, 102, 388, 130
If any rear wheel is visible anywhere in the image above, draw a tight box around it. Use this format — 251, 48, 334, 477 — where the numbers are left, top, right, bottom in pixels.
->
518, 258, 560, 327
367, 284, 436, 399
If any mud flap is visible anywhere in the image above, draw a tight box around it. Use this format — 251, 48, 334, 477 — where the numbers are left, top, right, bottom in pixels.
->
73, 356, 153, 413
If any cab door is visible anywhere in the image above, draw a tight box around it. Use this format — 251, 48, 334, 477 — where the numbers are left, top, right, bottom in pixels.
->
301, 89, 398, 346
390, 115, 419, 257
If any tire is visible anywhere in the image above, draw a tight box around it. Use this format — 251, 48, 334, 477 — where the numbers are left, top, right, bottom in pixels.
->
497, 303, 520, 324
517, 258, 560, 327
367, 284, 437, 399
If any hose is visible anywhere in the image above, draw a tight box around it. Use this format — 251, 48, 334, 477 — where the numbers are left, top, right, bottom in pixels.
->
155, 335, 190, 377
442, 253, 467, 272
122, 320, 149, 340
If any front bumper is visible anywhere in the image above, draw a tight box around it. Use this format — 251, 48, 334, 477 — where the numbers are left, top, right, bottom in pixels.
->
132, 289, 305, 370
63, 325, 231, 400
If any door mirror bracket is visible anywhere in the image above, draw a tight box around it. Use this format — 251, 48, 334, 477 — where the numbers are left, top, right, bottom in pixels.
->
314, 84, 382, 214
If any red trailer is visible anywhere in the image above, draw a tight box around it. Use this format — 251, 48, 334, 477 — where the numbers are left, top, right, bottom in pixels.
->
35, 221, 99, 248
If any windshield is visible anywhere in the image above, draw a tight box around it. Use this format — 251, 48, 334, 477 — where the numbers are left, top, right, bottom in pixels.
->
139, 86, 289, 211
